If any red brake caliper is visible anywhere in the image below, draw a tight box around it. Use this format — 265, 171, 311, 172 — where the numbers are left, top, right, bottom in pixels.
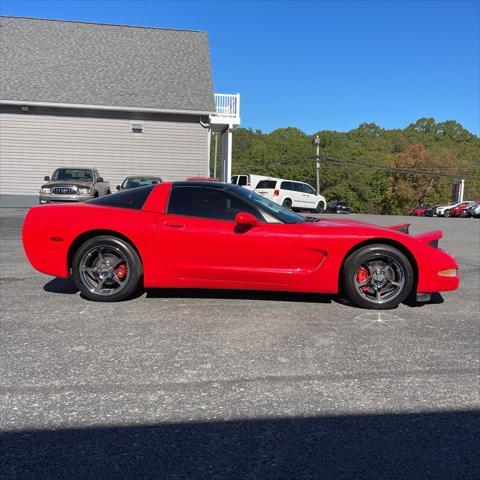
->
116, 263, 127, 280
356, 266, 370, 291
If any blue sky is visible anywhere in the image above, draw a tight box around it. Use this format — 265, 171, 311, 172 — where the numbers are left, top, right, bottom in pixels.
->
1, 0, 479, 134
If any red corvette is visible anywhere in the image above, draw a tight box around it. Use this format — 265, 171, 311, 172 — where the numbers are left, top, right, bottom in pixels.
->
22, 182, 459, 309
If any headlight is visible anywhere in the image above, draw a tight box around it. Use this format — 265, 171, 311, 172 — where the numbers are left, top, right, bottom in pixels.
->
78, 187, 90, 194
40, 187, 51, 194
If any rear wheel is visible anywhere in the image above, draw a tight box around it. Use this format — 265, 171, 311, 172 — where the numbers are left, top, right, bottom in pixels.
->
342, 244, 414, 309
72, 236, 142, 302
282, 198, 292, 210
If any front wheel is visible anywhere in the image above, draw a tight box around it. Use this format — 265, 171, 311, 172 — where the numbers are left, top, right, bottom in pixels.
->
443, 209, 450, 217
72, 236, 142, 302
460, 209, 468, 218
342, 244, 414, 309
316, 201, 325, 213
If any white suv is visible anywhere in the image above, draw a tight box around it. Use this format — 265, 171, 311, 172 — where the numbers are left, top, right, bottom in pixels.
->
254, 178, 326, 212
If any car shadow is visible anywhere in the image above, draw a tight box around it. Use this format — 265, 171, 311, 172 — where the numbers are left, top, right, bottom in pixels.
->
43, 277, 79, 294
42, 278, 446, 309
145, 288, 334, 304
404, 292, 445, 308
1, 410, 478, 479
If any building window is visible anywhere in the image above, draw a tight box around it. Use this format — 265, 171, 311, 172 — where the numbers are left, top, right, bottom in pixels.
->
130, 122, 144, 133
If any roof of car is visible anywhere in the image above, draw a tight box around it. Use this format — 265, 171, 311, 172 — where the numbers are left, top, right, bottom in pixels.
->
125, 175, 162, 179
173, 181, 233, 188
55, 167, 96, 169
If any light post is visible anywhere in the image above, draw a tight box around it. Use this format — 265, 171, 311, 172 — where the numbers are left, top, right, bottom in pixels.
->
313, 134, 321, 194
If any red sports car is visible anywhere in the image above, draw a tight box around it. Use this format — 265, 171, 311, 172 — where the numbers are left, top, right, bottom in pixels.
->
410, 205, 430, 216
22, 182, 459, 309
449, 201, 475, 217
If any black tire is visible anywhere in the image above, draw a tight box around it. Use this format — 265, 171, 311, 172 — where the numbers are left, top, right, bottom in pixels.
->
282, 198, 292, 210
444, 209, 450, 217
72, 235, 142, 302
93, 191, 99, 198
342, 244, 414, 310
460, 209, 468, 218
316, 201, 325, 213
107, 189, 112, 195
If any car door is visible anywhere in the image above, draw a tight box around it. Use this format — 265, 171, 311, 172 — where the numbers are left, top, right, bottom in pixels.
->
290, 182, 307, 208
158, 185, 297, 287
300, 183, 318, 208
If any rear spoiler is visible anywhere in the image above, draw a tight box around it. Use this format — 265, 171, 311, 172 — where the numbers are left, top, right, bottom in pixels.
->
388, 224, 442, 248
414, 230, 443, 249
388, 223, 411, 234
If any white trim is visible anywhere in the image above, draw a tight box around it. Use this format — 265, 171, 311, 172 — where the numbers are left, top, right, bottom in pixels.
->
0, 99, 215, 116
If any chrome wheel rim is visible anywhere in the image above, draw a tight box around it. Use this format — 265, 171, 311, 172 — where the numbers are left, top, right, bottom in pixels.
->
354, 254, 406, 305
79, 245, 129, 296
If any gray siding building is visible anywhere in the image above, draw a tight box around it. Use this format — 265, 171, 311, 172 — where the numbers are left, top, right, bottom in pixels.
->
0, 17, 239, 206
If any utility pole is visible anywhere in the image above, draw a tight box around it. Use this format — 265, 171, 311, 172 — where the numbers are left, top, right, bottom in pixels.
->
313, 134, 321, 194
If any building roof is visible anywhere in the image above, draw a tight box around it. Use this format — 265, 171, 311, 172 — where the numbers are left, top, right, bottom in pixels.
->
0, 16, 215, 114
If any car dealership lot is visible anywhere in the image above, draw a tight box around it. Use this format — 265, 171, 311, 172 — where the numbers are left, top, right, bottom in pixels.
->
1, 209, 479, 479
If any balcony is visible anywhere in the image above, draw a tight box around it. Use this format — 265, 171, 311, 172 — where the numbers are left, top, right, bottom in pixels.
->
210, 93, 240, 127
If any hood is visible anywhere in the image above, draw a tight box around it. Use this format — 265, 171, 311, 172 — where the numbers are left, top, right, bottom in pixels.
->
42, 180, 92, 188
300, 217, 413, 236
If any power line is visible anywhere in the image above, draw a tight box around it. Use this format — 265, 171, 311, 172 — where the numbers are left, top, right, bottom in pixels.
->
319, 155, 480, 179
253, 155, 480, 179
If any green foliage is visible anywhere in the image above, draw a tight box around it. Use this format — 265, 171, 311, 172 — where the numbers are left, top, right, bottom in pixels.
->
213, 118, 480, 214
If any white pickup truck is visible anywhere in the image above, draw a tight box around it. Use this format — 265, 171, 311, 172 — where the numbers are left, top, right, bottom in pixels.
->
39, 167, 111, 204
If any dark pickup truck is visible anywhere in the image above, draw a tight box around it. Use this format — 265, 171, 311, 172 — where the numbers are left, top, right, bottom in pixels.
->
39, 168, 111, 204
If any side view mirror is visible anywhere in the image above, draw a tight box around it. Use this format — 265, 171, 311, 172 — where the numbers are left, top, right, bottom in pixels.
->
116, 185, 121, 191
44, 175, 50, 181
96, 177, 104, 183
235, 212, 259, 229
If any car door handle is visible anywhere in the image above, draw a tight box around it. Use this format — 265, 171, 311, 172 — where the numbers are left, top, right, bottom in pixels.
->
164, 221, 185, 229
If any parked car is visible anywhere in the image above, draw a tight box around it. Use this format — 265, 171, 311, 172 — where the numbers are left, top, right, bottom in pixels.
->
411, 205, 430, 216
422, 205, 441, 217
436, 201, 472, 217
231, 174, 272, 190
39, 168, 110, 204
466, 203, 480, 218
254, 178, 326, 212
23, 181, 459, 309
117, 176, 162, 191
327, 200, 351, 214
449, 201, 475, 217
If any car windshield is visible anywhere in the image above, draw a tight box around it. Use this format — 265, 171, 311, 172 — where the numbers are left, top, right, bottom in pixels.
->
229, 185, 305, 224
122, 177, 161, 189
52, 169, 93, 181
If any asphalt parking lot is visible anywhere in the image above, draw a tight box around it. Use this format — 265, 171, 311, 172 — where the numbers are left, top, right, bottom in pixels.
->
1, 208, 479, 479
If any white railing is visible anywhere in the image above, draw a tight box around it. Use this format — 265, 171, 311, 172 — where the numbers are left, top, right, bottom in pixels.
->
214, 93, 240, 118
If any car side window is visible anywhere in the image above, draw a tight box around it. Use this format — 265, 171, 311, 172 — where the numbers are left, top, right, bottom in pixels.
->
302, 184, 316, 195
231, 176, 238, 184
281, 181, 292, 190
237, 176, 247, 186
291, 182, 303, 192
168, 186, 264, 221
